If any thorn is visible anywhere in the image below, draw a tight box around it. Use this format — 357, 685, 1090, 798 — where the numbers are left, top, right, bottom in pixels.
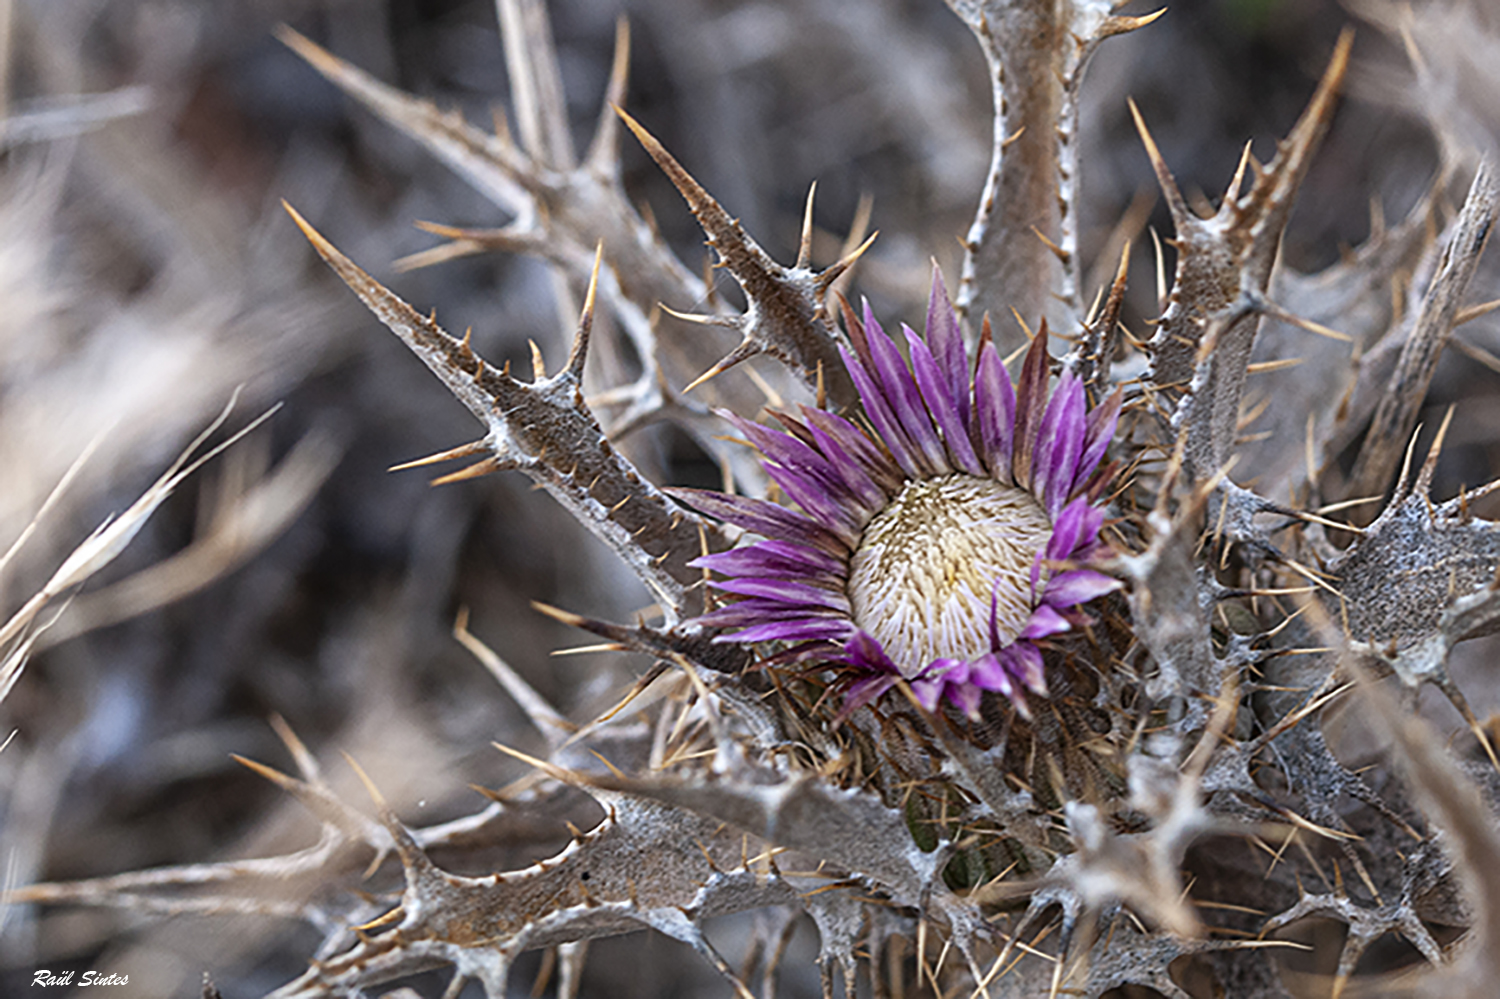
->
566, 242, 603, 382
796, 180, 817, 270
1030, 225, 1070, 263
283, 200, 342, 263
1245, 357, 1305, 375
1414, 404, 1455, 498
549, 642, 627, 656
589, 749, 628, 781
1150, 226, 1168, 310
1451, 336, 1500, 377
494, 740, 586, 788
389, 439, 491, 472
341, 751, 388, 810
615, 103, 741, 259
659, 303, 740, 329
232, 754, 299, 791
1008, 307, 1036, 344
430, 457, 504, 486
267, 715, 320, 782
456, 607, 574, 744
1250, 291, 1352, 342
683, 338, 760, 394
742, 359, 785, 410
1455, 298, 1500, 327
585, 16, 632, 171
274, 27, 365, 96
1224, 140, 1255, 206
355, 906, 404, 935
1084, 283, 1105, 327
1389, 418, 1426, 507
1368, 192, 1387, 240
529, 339, 547, 380
694, 838, 723, 875
816, 229, 879, 293
531, 600, 589, 629
1099, 8, 1167, 38
1102, 239, 1131, 325
1127, 98, 1192, 227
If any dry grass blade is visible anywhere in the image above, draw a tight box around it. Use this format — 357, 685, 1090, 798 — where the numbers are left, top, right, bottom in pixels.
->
40, 429, 341, 646
0, 394, 281, 696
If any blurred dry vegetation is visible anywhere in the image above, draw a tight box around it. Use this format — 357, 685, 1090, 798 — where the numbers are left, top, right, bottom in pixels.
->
0, 0, 1497, 997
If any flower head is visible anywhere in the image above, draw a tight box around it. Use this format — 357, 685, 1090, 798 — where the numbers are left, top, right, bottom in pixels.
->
674, 271, 1121, 718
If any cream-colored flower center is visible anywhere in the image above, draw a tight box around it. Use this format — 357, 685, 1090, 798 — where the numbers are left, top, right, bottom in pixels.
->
847, 473, 1052, 675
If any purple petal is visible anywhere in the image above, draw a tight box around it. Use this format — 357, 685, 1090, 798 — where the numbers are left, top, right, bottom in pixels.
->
802, 404, 902, 478
841, 674, 900, 715
911, 659, 968, 711
1021, 603, 1072, 640
723, 618, 858, 645
695, 597, 846, 629
1046, 496, 1093, 563
668, 488, 848, 555
1006, 643, 1047, 696
726, 410, 882, 525
1009, 689, 1034, 721
968, 653, 1016, 698
909, 675, 945, 712
798, 408, 892, 511
768, 408, 819, 449
761, 461, 864, 542
1074, 388, 1122, 494
691, 539, 846, 579
1033, 372, 1086, 518
723, 410, 812, 471
945, 680, 984, 718
905, 325, 984, 476
840, 344, 926, 479
925, 267, 970, 427
839, 630, 900, 675
864, 308, 947, 474
1070, 505, 1108, 559
973, 341, 1016, 480
1012, 332, 1051, 488
1043, 569, 1121, 607
1069, 539, 1108, 564
725, 412, 858, 508
712, 577, 850, 610
925, 658, 969, 684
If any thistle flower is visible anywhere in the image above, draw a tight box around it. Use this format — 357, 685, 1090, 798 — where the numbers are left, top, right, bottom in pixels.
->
674, 272, 1122, 717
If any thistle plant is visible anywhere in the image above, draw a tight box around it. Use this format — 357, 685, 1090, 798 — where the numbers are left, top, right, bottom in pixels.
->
676, 285, 1122, 718
9, 2, 1500, 998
